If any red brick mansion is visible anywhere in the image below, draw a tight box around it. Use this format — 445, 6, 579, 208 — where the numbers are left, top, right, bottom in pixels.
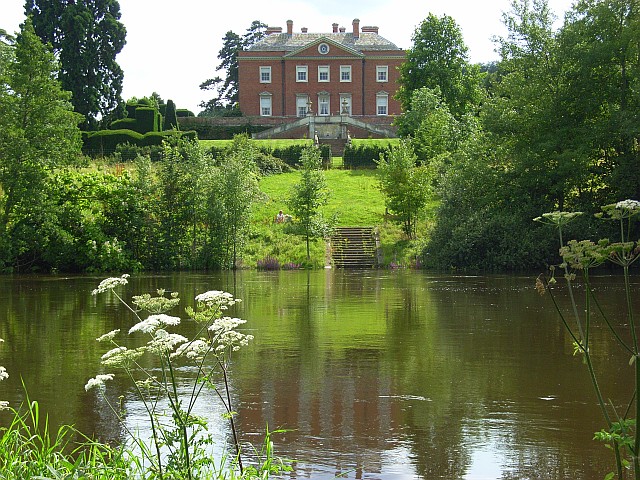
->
237, 18, 405, 139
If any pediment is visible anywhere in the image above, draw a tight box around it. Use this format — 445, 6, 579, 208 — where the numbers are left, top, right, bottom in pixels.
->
284, 37, 364, 59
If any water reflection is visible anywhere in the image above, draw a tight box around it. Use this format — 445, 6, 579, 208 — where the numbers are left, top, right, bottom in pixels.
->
0, 271, 637, 479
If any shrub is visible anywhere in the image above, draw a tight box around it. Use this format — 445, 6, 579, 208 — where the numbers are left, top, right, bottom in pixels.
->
164, 99, 178, 130
257, 256, 280, 270
135, 106, 160, 133
344, 143, 395, 168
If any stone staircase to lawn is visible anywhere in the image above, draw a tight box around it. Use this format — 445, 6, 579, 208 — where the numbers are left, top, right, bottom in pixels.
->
330, 227, 379, 268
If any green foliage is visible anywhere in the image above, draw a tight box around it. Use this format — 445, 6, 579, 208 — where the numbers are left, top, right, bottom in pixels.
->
200, 21, 267, 113
398, 13, 483, 119
375, 140, 431, 239
394, 86, 462, 165
343, 142, 397, 168
186, 122, 271, 140
26, 0, 127, 129
82, 129, 196, 157
287, 147, 331, 259
135, 106, 161, 133
207, 135, 262, 268
164, 99, 179, 130
424, 0, 640, 270
538, 199, 640, 479
0, 17, 83, 271
0, 392, 129, 478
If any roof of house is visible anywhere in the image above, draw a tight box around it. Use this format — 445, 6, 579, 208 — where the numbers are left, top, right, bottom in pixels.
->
246, 32, 403, 53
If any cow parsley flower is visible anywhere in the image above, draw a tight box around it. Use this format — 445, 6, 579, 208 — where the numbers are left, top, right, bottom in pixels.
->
148, 330, 188, 355
92, 274, 130, 295
0, 366, 8, 381
209, 317, 253, 353
85, 374, 114, 391
195, 290, 239, 309
96, 329, 120, 342
0, 401, 9, 411
129, 314, 181, 335
171, 339, 210, 360
616, 199, 640, 211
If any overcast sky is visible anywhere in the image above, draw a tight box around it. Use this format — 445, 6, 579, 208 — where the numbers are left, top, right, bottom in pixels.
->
1, 0, 575, 114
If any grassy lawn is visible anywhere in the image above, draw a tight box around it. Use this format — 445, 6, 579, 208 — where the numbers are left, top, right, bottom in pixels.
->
245, 167, 431, 269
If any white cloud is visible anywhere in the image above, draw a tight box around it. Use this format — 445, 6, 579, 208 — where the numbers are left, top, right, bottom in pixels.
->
1, 0, 575, 114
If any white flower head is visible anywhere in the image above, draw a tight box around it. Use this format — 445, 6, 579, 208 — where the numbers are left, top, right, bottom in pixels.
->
96, 329, 120, 342
0, 366, 8, 381
129, 314, 181, 335
171, 339, 210, 361
195, 290, 238, 309
85, 374, 114, 391
0, 400, 9, 411
148, 329, 188, 354
208, 317, 253, 353
101, 346, 127, 361
92, 274, 130, 295
616, 199, 640, 211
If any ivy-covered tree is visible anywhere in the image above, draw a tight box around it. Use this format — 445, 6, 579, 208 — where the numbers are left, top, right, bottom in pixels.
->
25, 0, 127, 129
398, 13, 483, 119
200, 20, 266, 115
0, 17, 83, 270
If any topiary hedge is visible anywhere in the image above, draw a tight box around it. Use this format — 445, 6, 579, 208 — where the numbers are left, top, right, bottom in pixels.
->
343, 143, 396, 168
176, 109, 195, 117
82, 129, 197, 157
208, 143, 331, 168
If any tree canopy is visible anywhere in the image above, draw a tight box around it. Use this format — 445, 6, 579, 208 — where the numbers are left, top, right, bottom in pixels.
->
0, 17, 83, 270
25, 0, 127, 129
398, 13, 483, 119
199, 20, 267, 116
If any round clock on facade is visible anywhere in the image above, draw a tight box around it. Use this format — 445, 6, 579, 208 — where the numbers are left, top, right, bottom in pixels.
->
318, 43, 330, 54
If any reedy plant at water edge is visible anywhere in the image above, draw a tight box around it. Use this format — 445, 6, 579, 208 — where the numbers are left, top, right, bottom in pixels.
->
0, 386, 130, 479
88, 274, 290, 479
535, 199, 640, 480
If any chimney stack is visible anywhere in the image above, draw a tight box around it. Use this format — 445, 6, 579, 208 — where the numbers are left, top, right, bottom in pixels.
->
332, 22, 339, 33
352, 18, 360, 38
287, 19, 293, 35
339, 27, 346, 33
361, 26, 379, 34
301, 27, 308, 33
266, 26, 283, 35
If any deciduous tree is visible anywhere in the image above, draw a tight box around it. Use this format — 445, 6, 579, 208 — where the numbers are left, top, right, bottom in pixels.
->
0, 18, 83, 270
287, 147, 330, 260
25, 0, 127, 129
398, 13, 482, 119
375, 140, 430, 239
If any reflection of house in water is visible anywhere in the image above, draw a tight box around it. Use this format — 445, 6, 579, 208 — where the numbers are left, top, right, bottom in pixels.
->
239, 347, 400, 476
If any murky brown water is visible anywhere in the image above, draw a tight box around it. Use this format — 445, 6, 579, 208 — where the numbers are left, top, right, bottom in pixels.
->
0, 271, 638, 479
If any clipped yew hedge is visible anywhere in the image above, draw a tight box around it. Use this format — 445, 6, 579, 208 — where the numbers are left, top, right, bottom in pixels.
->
343, 141, 398, 168
208, 143, 331, 168
82, 129, 197, 157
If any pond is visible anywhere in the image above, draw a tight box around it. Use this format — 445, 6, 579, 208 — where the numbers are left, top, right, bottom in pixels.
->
0, 270, 637, 479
